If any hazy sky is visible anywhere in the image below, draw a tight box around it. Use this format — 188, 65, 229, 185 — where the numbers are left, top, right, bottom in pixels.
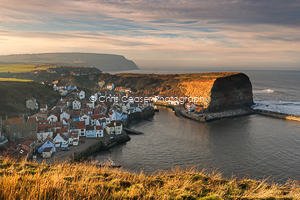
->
0, 0, 300, 69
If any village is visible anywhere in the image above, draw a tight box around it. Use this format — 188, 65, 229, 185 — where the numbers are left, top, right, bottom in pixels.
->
0, 80, 154, 162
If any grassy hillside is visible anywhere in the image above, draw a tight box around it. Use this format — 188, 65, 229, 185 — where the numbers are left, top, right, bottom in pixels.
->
0, 78, 33, 82
0, 81, 60, 118
0, 63, 49, 73
0, 158, 299, 199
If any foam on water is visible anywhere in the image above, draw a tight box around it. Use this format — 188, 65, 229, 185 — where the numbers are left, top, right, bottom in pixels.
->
252, 100, 300, 116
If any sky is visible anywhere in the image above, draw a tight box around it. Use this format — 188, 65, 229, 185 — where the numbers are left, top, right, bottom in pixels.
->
0, 0, 300, 69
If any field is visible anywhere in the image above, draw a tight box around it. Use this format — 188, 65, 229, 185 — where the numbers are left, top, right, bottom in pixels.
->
0, 63, 49, 73
0, 157, 300, 199
0, 78, 33, 82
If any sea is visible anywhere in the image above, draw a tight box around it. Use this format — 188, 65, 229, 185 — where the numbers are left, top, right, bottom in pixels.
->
95, 67, 300, 184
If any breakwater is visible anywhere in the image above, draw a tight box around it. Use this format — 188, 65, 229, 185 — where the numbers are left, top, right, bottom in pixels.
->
253, 109, 300, 122
73, 133, 130, 161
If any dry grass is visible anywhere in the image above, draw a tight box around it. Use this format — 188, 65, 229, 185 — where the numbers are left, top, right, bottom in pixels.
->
0, 157, 300, 200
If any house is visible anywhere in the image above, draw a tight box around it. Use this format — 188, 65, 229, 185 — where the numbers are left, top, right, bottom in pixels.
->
89, 75, 95, 80
5, 117, 24, 133
65, 97, 74, 108
76, 121, 86, 137
26, 98, 38, 110
59, 88, 68, 96
75, 90, 85, 100
16, 148, 29, 160
107, 83, 114, 90
9, 122, 37, 142
95, 125, 103, 137
73, 100, 81, 110
54, 84, 66, 91
22, 141, 34, 157
86, 126, 96, 137
185, 103, 196, 112
69, 131, 79, 146
106, 120, 122, 135
52, 122, 62, 133
47, 113, 59, 122
86, 101, 94, 108
40, 104, 48, 112
60, 111, 70, 122
53, 133, 68, 148
125, 88, 131, 93
90, 114, 106, 126
37, 124, 53, 142
80, 114, 90, 126
38, 138, 56, 153
42, 147, 53, 158
30, 110, 48, 120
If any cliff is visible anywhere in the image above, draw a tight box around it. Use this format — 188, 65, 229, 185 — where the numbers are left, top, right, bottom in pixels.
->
0, 53, 139, 72
179, 73, 253, 111
99, 72, 254, 112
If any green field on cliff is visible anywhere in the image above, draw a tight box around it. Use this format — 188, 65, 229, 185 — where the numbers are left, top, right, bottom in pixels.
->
0, 158, 299, 199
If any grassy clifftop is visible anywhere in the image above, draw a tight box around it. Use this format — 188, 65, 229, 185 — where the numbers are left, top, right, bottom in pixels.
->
0, 158, 299, 199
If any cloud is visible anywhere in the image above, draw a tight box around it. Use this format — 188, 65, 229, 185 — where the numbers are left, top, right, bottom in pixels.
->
0, 0, 299, 68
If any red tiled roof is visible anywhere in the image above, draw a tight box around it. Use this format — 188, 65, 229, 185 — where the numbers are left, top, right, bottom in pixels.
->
75, 90, 82, 93
5, 118, 23, 126
27, 118, 37, 122
91, 114, 105, 119
107, 83, 113, 86
41, 104, 47, 108
58, 128, 68, 133
86, 126, 95, 131
52, 122, 62, 127
56, 84, 65, 87
96, 125, 103, 130
75, 121, 85, 129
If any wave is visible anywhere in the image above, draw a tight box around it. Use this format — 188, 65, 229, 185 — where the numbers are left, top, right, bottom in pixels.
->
253, 89, 276, 93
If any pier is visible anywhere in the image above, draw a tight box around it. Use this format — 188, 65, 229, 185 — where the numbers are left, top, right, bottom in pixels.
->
123, 128, 144, 135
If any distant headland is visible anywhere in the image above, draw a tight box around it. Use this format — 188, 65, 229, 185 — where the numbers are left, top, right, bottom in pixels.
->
0, 53, 139, 72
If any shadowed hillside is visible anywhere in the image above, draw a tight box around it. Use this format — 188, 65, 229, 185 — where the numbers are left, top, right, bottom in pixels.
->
0, 82, 60, 118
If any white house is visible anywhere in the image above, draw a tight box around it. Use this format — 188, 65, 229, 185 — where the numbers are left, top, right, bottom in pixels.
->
75, 90, 85, 100
76, 121, 86, 137
40, 104, 48, 112
47, 114, 59, 123
73, 100, 81, 110
37, 125, 53, 142
42, 147, 53, 158
26, 98, 38, 110
59, 88, 68, 96
53, 133, 68, 148
60, 111, 70, 122
95, 125, 103, 137
69, 131, 79, 146
107, 83, 114, 90
80, 114, 90, 126
38, 138, 56, 153
86, 101, 95, 108
106, 120, 122, 135
108, 111, 116, 121
54, 84, 66, 91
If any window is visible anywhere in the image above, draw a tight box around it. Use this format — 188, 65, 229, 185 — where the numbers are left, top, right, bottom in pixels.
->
81, 129, 84, 131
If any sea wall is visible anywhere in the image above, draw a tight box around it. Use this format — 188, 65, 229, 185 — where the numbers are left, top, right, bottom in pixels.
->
73, 133, 130, 161
253, 109, 300, 122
